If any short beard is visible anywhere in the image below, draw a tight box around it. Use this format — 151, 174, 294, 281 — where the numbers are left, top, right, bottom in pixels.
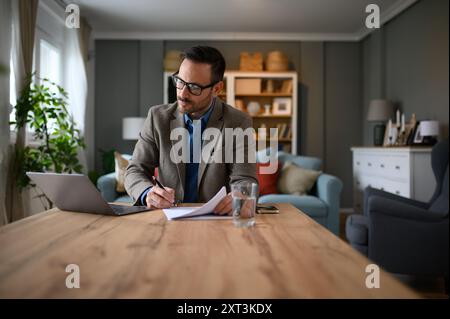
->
177, 92, 213, 117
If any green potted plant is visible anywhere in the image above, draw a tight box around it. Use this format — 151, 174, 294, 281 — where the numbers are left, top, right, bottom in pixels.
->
10, 75, 85, 209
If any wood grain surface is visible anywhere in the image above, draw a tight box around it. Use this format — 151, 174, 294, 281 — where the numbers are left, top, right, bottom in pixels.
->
0, 204, 419, 298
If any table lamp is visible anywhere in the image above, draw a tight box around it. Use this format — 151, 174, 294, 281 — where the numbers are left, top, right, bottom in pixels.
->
367, 99, 393, 146
122, 117, 146, 140
420, 120, 439, 146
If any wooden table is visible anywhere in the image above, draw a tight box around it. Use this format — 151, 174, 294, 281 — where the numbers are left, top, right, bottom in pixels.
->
0, 204, 418, 298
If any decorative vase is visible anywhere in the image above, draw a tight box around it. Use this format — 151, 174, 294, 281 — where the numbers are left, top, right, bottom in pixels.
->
247, 101, 260, 116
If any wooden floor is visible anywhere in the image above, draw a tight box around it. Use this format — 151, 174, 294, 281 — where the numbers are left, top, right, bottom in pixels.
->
339, 211, 448, 299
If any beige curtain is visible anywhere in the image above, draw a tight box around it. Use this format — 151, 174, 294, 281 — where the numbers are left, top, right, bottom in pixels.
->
5, 0, 38, 223
0, 0, 12, 226
79, 17, 92, 67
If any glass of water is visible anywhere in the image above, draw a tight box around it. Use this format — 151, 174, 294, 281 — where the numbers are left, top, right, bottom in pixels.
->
231, 182, 258, 228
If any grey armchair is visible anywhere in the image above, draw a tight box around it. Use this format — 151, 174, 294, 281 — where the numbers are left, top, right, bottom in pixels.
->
346, 139, 449, 284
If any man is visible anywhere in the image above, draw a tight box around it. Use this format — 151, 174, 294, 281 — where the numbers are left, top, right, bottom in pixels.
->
124, 46, 257, 215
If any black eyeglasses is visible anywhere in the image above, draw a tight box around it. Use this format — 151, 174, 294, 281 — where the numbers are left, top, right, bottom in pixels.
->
171, 72, 218, 96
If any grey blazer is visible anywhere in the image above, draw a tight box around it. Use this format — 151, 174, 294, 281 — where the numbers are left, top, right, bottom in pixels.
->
124, 98, 258, 205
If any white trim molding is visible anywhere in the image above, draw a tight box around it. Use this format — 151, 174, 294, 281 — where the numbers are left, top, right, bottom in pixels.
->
93, 31, 360, 42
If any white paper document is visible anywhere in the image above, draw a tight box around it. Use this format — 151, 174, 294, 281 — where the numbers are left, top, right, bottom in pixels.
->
163, 186, 230, 220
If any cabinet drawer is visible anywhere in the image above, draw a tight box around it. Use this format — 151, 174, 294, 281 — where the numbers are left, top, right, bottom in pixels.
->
356, 175, 380, 190
378, 154, 410, 180
383, 180, 410, 198
354, 154, 378, 175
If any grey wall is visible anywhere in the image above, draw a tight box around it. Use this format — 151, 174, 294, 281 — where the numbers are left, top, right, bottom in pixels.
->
300, 42, 325, 159
95, 40, 164, 172
325, 43, 362, 207
362, 0, 449, 145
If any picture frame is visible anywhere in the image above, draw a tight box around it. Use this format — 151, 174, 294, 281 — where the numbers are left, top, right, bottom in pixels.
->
383, 124, 399, 146
400, 123, 414, 146
272, 98, 292, 115
382, 124, 391, 146
413, 122, 424, 144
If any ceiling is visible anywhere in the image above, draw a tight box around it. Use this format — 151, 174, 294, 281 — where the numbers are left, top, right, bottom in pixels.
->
68, 0, 418, 40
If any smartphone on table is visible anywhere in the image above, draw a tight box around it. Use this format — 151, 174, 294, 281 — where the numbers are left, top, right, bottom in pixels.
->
256, 205, 280, 214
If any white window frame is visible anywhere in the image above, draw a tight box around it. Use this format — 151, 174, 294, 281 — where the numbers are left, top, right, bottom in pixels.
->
27, 27, 63, 146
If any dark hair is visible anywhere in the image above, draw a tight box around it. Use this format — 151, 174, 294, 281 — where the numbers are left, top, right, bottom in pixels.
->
180, 46, 226, 83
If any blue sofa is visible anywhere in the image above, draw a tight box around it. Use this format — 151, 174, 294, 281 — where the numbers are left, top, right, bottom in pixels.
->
97, 172, 133, 203
97, 151, 343, 235
97, 154, 133, 204
257, 150, 343, 236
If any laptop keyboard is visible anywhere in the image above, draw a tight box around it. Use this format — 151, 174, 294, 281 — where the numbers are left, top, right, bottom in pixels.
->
110, 204, 129, 215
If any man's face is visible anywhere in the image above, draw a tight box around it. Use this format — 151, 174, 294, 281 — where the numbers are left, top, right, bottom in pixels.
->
176, 59, 222, 117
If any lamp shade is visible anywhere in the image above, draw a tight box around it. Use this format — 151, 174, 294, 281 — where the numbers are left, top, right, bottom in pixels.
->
367, 99, 393, 121
122, 117, 146, 140
420, 120, 439, 136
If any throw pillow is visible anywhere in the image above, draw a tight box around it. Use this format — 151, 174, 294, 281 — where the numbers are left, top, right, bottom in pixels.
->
256, 162, 280, 195
114, 151, 129, 193
277, 161, 321, 195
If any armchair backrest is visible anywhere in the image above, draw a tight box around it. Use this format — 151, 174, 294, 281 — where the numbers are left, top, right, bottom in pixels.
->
428, 139, 449, 216
256, 149, 322, 170
277, 151, 322, 170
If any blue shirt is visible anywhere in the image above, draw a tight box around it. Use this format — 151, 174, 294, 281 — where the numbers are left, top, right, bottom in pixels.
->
139, 98, 215, 205
183, 99, 215, 203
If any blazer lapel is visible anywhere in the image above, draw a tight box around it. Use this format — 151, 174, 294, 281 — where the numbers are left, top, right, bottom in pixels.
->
197, 98, 224, 188
169, 103, 186, 199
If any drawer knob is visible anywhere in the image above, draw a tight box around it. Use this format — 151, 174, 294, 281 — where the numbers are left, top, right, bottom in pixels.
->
356, 161, 360, 165
395, 191, 400, 195
380, 164, 385, 168
395, 165, 400, 170
368, 162, 372, 167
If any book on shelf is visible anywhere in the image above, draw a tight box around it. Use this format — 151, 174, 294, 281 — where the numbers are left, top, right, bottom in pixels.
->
286, 125, 292, 139
278, 124, 287, 138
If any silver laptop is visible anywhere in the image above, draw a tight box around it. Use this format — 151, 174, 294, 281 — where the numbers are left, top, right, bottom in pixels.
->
26, 172, 151, 216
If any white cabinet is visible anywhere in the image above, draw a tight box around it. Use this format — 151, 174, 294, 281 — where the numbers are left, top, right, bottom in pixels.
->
164, 71, 298, 154
351, 147, 435, 213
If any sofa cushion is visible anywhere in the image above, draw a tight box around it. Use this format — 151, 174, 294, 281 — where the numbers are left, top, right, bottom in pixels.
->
345, 214, 369, 246
256, 149, 322, 171
258, 194, 327, 218
114, 152, 130, 193
277, 161, 321, 195
115, 195, 133, 203
256, 162, 280, 195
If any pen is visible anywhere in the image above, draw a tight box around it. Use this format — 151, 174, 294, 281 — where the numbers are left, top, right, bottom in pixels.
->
151, 176, 178, 207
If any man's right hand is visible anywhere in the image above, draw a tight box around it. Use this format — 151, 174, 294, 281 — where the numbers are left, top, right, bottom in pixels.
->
146, 186, 175, 209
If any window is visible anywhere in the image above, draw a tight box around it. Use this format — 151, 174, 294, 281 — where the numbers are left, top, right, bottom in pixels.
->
10, 37, 62, 139
39, 39, 61, 86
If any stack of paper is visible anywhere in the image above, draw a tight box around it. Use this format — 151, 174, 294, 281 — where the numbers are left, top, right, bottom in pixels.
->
163, 186, 231, 220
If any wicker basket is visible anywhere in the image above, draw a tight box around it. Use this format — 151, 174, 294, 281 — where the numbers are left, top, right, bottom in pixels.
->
240, 52, 263, 71
265, 51, 289, 71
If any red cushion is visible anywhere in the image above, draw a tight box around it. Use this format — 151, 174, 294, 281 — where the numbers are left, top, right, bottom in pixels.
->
256, 162, 280, 195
